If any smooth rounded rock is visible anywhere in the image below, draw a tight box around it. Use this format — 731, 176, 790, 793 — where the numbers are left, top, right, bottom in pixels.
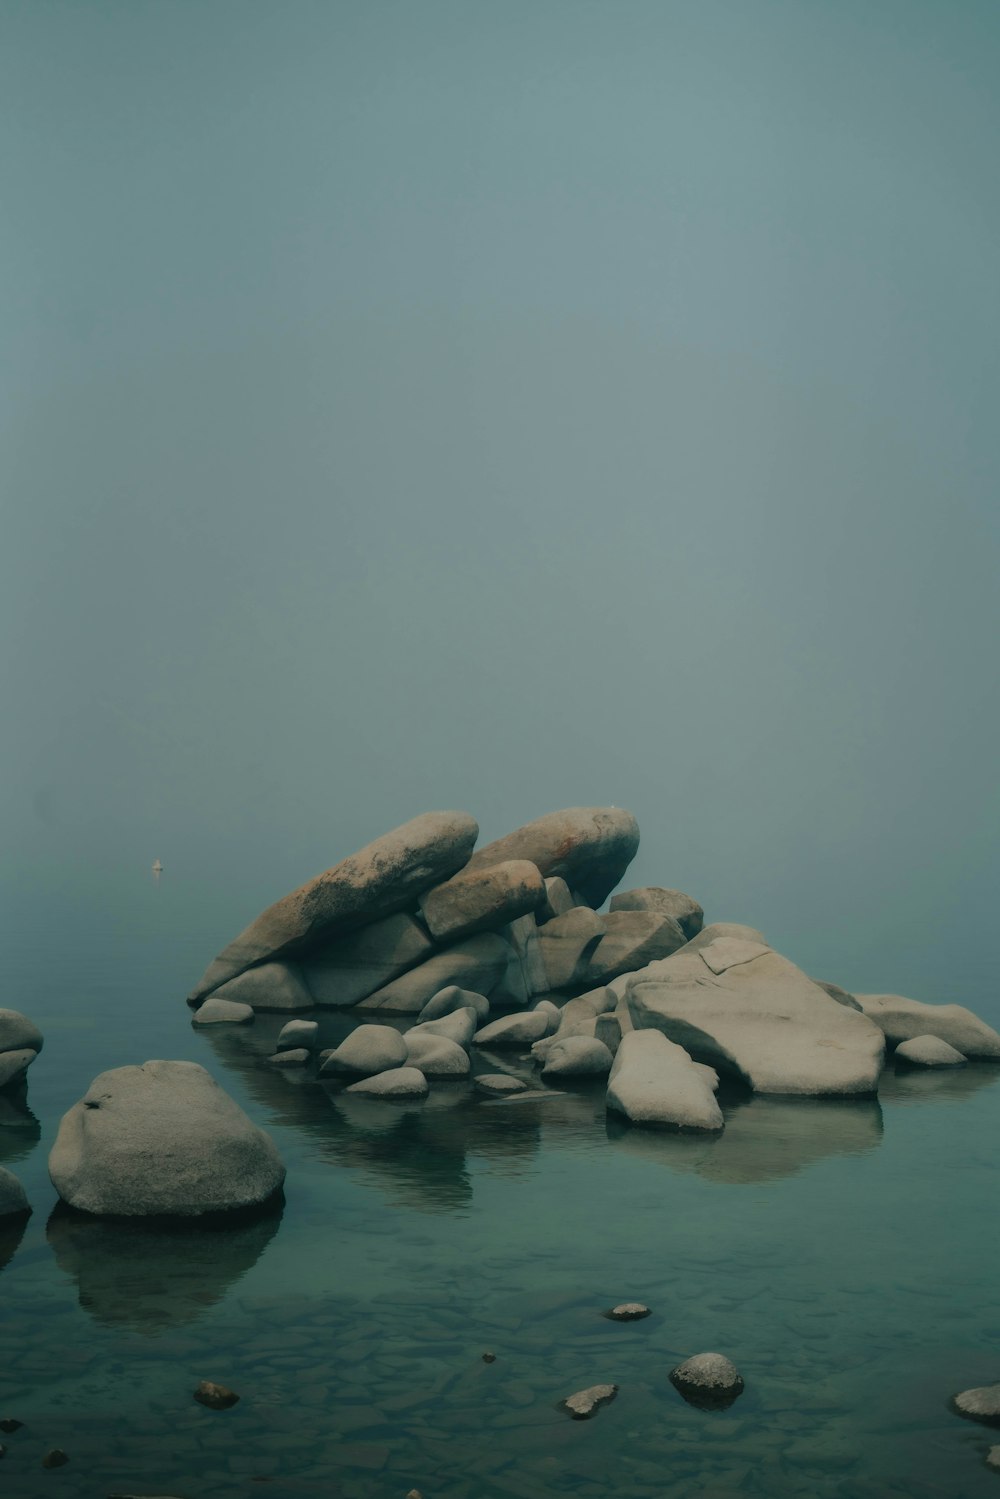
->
268, 1048, 310, 1067
204, 961, 314, 1013
0, 1010, 44, 1056
0, 1167, 30, 1219
48, 1061, 285, 1217
276, 1020, 319, 1051
194, 1380, 239, 1410
406, 1007, 479, 1049
191, 998, 254, 1025
343, 1067, 428, 1099
41, 1449, 68, 1468
856, 994, 1000, 1059
474, 1010, 556, 1048
670, 1353, 744, 1408
474, 1074, 527, 1095
419, 985, 490, 1022
986, 1445, 1000, 1469
609, 887, 704, 938
541, 1036, 614, 1078
403, 1032, 471, 1077
0, 1050, 37, 1089
895, 1034, 967, 1068
418, 859, 545, 943
319, 1025, 408, 1077
607, 1031, 723, 1130
953, 1384, 1000, 1426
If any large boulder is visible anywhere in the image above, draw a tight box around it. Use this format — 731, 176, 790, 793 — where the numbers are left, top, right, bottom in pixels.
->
609, 887, 704, 939
606, 1031, 723, 1130
188, 811, 478, 1002
48, 1062, 285, 1217
418, 860, 545, 944
463, 807, 640, 908
357, 934, 510, 1013
541, 1036, 614, 1078
202, 961, 314, 1013
301, 914, 435, 1008
855, 995, 1000, 1059
625, 926, 885, 1096
581, 910, 688, 987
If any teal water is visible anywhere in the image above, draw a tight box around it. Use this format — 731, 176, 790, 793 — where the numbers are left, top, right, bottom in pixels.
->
2, 870, 999, 1498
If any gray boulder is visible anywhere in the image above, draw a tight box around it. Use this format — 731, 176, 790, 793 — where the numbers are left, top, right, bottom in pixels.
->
536, 877, 577, 924
276, 1019, 319, 1051
606, 1031, 723, 1130
205, 961, 314, 1013
406, 1007, 479, 1049
625, 926, 885, 1095
895, 1034, 967, 1068
609, 887, 704, 939
670, 1353, 744, 1408
418, 859, 545, 943
189, 811, 478, 1001
474, 1074, 528, 1095
0, 1010, 44, 1055
581, 911, 688, 987
343, 1067, 428, 1099
537, 908, 604, 992
0, 1166, 30, 1218
301, 913, 434, 1008
594, 1013, 623, 1056
191, 997, 254, 1025
474, 1010, 558, 1048
48, 1061, 285, 1217
856, 994, 1000, 1059
553, 987, 617, 1035
463, 807, 640, 908
418, 985, 490, 1022
357, 934, 510, 1013
541, 1036, 614, 1078
952, 1383, 1000, 1426
0, 1049, 37, 1089
318, 1025, 408, 1077
403, 1032, 471, 1077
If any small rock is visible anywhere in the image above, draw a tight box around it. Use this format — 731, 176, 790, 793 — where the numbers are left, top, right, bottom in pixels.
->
895, 1034, 967, 1068
474, 1074, 527, 1095
191, 997, 255, 1025
562, 1383, 618, 1419
482, 1351, 496, 1363
541, 1036, 614, 1078
405, 1490, 424, 1499
275, 1020, 319, 1051
41, 1449, 69, 1468
0, 1419, 22, 1432
952, 1383, 1000, 1426
419, 985, 490, 1022
474, 1011, 556, 1048
344, 1067, 428, 1099
267, 1048, 310, 1067
194, 1380, 240, 1410
986, 1445, 1000, 1470
319, 1024, 408, 1077
670, 1352, 744, 1409
605, 1302, 651, 1321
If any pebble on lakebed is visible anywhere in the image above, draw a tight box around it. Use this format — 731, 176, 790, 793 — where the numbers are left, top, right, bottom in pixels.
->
482, 1351, 497, 1363
194, 1380, 240, 1410
605, 1302, 651, 1321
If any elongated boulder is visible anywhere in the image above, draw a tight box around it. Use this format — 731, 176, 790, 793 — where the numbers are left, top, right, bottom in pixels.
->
48, 1062, 285, 1217
318, 1024, 408, 1077
204, 961, 314, 1013
625, 927, 885, 1096
418, 860, 545, 944
855, 994, 1000, 1059
188, 812, 478, 1002
357, 934, 510, 1014
406, 1007, 479, 1049
464, 807, 639, 908
609, 887, 704, 939
606, 1031, 723, 1130
301, 914, 434, 1008
581, 911, 688, 987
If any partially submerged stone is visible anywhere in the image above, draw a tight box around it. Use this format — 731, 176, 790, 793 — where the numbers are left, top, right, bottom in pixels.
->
206, 961, 314, 1013
319, 1025, 408, 1077
562, 1383, 618, 1419
358, 934, 510, 1014
301, 914, 435, 1008
895, 1034, 966, 1068
343, 1067, 428, 1099
0, 1167, 30, 1219
276, 1019, 319, 1051
856, 995, 1000, 1059
48, 1062, 285, 1217
474, 1074, 528, 1095
541, 1036, 614, 1078
403, 1032, 471, 1077
406, 1007, 479, 1049
418, 859, 545, 943
189, 812, 478, 1001
465, 807, 639, 908
952, 1383, 1000, 1426
191, 997, 254, 1025
625, 926, 884, 1095
194, 1380, 239, 1410
606, 1031, 723, 1131
605, 1303, 651, 1321
268, 1048, 310, 1067
0, 1010, 44, 1056
670, 1352, 744, 1408
609, 887, 704, 939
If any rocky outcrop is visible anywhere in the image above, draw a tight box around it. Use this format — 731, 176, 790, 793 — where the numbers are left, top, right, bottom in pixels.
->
625, 926, 885, 1095
189, 812, 479, 1002
418, 860, 545, 943
606, 1031, 723, 1130
609, 887, 704, 939
301, 914, 434, 1008
464, 807, 639, 907
357, 934, 510, 1013
895, 1035, 966, 1068
856, 995, 1000, 1059
48, 1062, 285, 1217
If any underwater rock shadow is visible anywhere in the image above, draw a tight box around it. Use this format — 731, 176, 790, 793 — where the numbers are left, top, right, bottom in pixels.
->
0, 1213, 29, 1275
606, 1087, 884, 1184
46, 1196, 284, 1335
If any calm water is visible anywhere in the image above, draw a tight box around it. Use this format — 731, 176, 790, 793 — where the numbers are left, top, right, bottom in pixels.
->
1, 867, 999, 1498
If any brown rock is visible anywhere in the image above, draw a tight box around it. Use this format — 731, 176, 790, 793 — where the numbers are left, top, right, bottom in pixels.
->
464, 807, 639, 908
193, 1380, 240, 1410
419, 860, 544, 943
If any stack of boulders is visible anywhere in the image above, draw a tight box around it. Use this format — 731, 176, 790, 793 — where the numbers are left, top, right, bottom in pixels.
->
184, 807, 1000, 1135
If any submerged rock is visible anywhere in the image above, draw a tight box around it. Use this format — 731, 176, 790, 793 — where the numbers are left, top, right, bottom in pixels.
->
48, 1061, 285, 1217
606, 1302, 651, 1321
895, 1035, 966, 1068
267, 1047, 310, 1067
464, 807, 640, 908
0, 1167, 30, 1219
41, 1449, 69, 1469
319, 1025, 408, 1077
474, 1074, 527, 1095
562, 1383, 618, 1419
189, 811, 478, 1001
606, 1031, 723, 1131
952, 1383, 1000, 1426
856, 995, 1000, 1059
670, 1352, 744, 1408
194, 1380, 239, 1410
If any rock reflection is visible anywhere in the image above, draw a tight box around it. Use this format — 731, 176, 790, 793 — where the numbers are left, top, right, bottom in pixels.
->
0, 1213, 28, 1274
0, 1084, 41, 1167
879, 1061, 1000, 1107
607, 1089, 884, 1184
46, 1199, 283, 1334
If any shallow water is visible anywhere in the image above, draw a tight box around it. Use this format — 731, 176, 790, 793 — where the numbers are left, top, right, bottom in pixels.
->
2, 868, 999, 1498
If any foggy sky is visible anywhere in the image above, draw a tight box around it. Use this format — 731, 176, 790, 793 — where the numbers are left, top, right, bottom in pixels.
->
3, 0, 998, 1012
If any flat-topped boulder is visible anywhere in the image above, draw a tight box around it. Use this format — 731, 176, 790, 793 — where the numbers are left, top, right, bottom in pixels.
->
609, 888, 704, 939
357, 934, 510, 1013
606, 1031, 723, 1130
463, 807, 639, 908
625, 926, 884, 1096
48, 1061, 285, 1217
301, 914, 435, 1008
188, 812, 478, 1002
855, 994, 1000, 1059
418, 860, 545, 944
